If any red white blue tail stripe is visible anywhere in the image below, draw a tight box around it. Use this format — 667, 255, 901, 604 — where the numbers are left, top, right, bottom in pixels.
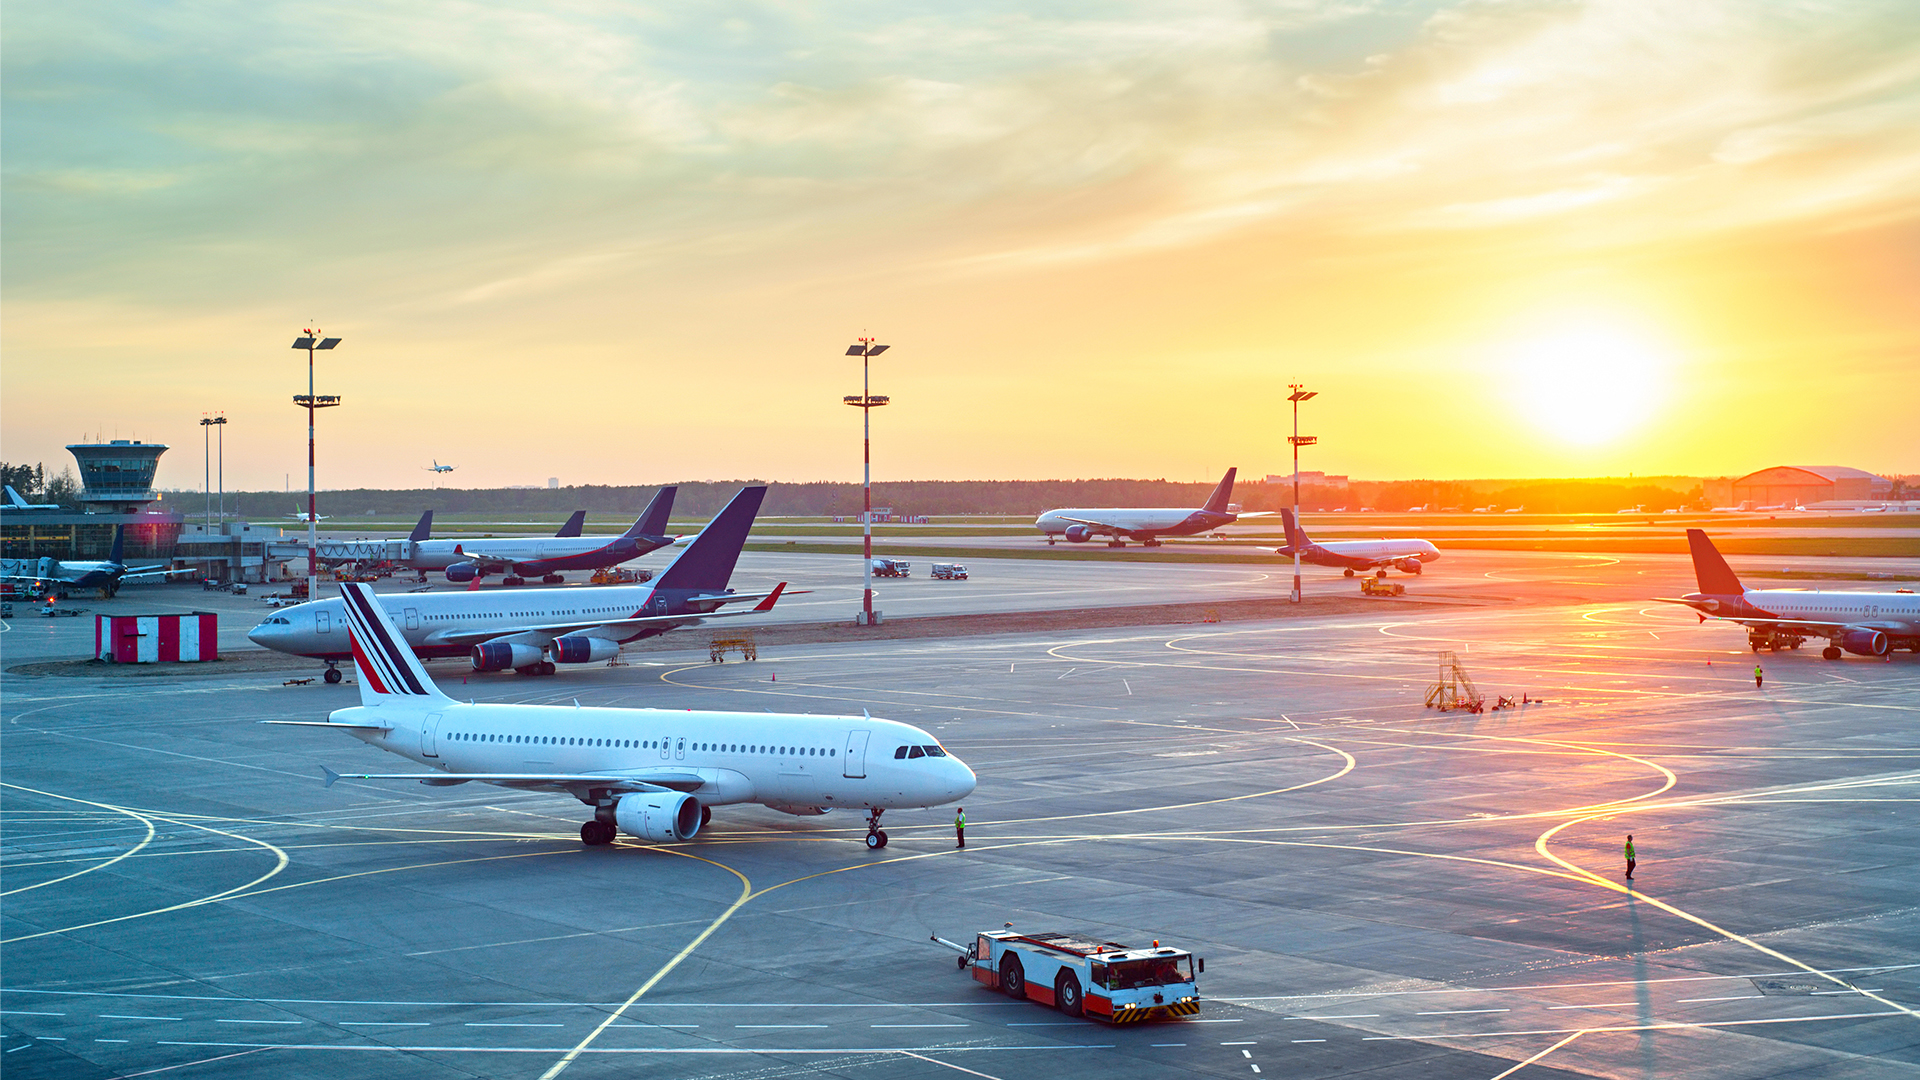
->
339, 582, 448, 702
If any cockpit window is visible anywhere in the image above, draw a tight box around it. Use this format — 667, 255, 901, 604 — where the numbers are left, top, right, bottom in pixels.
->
907, 745, 925, 759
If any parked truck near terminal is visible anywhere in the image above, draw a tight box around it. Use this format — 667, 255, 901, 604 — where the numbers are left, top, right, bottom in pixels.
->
933, 928, 1202, 1023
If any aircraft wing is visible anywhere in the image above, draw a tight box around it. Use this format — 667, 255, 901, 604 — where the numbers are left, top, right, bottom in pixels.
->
449, 546, 519, 571
120, 565, 199, 582
1050, 515, 1127, 534
319, 764, 704, 796
430, 582, 788, 648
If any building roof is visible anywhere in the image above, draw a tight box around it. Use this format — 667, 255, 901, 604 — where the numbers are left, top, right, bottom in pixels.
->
1732, 466, 1884, 485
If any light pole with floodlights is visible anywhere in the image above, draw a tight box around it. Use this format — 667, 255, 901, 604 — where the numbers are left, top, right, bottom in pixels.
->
844, 338, 890, 625
1288, 384, 1317, 604
292, 330, 341, 600
200, 414, 226, 532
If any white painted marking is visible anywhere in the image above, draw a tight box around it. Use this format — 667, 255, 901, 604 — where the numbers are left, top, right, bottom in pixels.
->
1416, 1009, 1509, 1015
1291, 1039, 1326, 1043
1241, 1048, 1252, 1057
214, 1019, 301, 1025
35, 1036, 66, 1041
1220, 1040, 1257, 1045
1151, 1043, 1187, 1047
1677, 997, 1763, 1003
1813, 989, 1881, 995
95, 1039, 129, 1043
0, 1011, 64, 1017
873, 1024, 968, 1028
735, 1024, 828, 1029
1183, 1018, 1244, 1023
99, 1015, 180, 1021
1285, 1014, 1378, 1019
609, 1023, 698, 1028
1250, 1066, 1261, 1074
339, 1022, 431, 1027
5, 1044, 30, 1053
1546, 1002, 1636, 1010
1006, 1022, 1081, 1027
465, 1022, 564, 1027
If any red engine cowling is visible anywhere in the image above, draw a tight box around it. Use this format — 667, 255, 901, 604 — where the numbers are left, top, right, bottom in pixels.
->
471, 642, 545, 671
552, 636, 620, 664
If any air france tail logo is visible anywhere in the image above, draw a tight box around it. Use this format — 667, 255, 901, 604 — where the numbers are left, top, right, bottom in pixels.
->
340, 584, 433, 696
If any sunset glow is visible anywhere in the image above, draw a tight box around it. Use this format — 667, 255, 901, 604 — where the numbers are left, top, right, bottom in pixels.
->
3, 3, 1916, 488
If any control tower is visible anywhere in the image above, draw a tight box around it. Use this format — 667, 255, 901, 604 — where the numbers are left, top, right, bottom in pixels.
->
67, 440, 168, 513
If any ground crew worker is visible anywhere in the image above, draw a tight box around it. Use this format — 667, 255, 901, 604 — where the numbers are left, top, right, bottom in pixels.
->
1624, 835, 1636, 881
1755, 664, 1764, 688
955, 807, 967, 848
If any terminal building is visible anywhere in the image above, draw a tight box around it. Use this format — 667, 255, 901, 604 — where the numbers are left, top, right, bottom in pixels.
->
1, 440, 280, 583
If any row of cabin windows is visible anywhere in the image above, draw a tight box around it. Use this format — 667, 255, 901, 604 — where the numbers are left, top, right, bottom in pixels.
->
893, 744, 948, 759
450, 732, 834, 756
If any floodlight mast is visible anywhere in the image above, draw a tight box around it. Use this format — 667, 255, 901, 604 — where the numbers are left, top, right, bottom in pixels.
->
1288, 385, 1317, 604
292, 331, 342, 601
844, 338, 890, 625
199, 414, 227, 536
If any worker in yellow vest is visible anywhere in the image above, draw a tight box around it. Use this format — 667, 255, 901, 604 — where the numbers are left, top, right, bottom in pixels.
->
1624, 835, 1636, 881
955, 807, 967, 849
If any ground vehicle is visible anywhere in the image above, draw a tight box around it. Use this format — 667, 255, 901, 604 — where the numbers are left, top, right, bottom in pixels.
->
869, 558, 910, 578
938, 929, 1201, 1023
1360, 577, 1404, 596
931, 563, 968, 580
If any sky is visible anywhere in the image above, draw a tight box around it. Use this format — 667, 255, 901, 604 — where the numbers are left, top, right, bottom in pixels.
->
5, 0, 1917, 492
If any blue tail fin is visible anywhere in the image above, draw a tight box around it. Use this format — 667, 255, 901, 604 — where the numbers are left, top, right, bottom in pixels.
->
623, 486, 678, 540
653, 486, 767, 592
408, 511, 433, 543
1201, 468, 1237, 514
554, 510, 586, 538
1280, 507, 1309, 548
108, 525, 126, 564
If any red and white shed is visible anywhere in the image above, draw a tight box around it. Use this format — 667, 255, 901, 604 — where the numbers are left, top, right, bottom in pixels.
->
95, 612, 219, 663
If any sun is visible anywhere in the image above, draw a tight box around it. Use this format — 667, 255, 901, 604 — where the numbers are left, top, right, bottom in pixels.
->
1498, 320, 1673, 447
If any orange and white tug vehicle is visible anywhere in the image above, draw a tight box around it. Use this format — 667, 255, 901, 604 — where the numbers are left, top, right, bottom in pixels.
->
933, 928, 1203, 1023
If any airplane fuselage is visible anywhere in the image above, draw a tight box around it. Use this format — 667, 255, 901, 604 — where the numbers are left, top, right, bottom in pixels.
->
1035, 508, 1237, 543
334, 701, 975, 813
1675, 588, 1920, 654
1277, 537, 1442, 573
249, 582, 718, 661
409, 534, 664, 575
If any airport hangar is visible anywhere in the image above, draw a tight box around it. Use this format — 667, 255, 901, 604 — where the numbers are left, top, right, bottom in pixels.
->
3, 543, 1917, 1080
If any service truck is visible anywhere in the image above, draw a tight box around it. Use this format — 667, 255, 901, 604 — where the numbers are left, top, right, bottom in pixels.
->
934, 929, 1202, 1023
869, 558, 911, 578
931, 563, 968, 580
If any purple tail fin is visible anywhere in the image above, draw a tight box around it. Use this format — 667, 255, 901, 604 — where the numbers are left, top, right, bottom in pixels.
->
1201, 468, 1237, 514
1686, 529, 1744, 594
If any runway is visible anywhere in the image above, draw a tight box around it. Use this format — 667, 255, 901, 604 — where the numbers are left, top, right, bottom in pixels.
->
4, 558, 1917, 1079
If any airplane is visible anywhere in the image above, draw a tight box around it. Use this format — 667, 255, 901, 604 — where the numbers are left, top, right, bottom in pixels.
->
250, 486, 779, 682
266, 581, 974, 849
4, 485, 60, 511
1654, 528, 1920, 659
409, 488, 677, 585
289, 507, 332, 522
1034, 467, 1269, 547
1275, 508, 1441, 577
424, 460, 456, 474
0, 526, 190, 597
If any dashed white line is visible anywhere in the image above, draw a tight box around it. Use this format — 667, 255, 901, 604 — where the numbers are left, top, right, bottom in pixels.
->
1677, 997, 1762, 1003
1285, 1014, 1378, 1020
339, 1022, 430, 1027
214, 1019, 301, 1025
0, 1011, 64, 1017
98, 1015, 180, 1022
1291, 1039, 1326, 1043
1547, 1002, 1637, 1010
735, 1024, 827, 1029
873, 1024, 967, 1028
95, 1039, 129, 1043
465, 1023, 564, 1028
1151, 1043, 1186, 1047
1417, 1009, 1509, 1015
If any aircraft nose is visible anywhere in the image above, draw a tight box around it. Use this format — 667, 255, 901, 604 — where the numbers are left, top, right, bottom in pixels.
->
948, 758, 978, 801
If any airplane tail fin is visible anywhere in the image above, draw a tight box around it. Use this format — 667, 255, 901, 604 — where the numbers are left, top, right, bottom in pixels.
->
5, 485, 26, 508
408, 511, 433, 543
1280, 507, 1310, 548
108, 525, 126, 564
1201, 468, 1238, 514
338, 582, 452, 706
1685, 529, 1744, 594
554, 510, 586, 538
652, 486, 767, 593
623, 486, 678, 540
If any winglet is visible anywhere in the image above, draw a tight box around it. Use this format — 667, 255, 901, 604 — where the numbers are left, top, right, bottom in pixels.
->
1201, 468, 1238, 514
321, 765, 342, 788
1685, 529, 1744, 595
752, 582, 787, 613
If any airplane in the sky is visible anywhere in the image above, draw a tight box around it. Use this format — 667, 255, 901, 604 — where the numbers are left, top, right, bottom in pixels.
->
4, 485, 60, 512
249, 486, 778, 681
0, 526, 189, 597
408, 487, 677, 585
1034, 468, 1269, 546
424, 460, 456, 474
1275, 508, 1441, 576
1655, 528, 1919, 659
267, 580, 974, 849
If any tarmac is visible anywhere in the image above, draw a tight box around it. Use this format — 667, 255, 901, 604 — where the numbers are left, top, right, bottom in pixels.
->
3, 548, 1917, 1079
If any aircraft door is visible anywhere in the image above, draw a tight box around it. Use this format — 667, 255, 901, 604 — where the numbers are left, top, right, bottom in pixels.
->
660, 735, 672, 760
843, 730, 869, 778
404, 607, 420, 631
315, 610, 331, 635
675, 737, 686, 761
422, 713, 442, 758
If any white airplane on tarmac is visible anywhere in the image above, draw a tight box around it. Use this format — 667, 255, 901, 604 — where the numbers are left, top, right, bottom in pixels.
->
1275, 508, 1440, 576
1655, 528, 1920, 659
1035, 468, 1268, 547
250, 486, 779, 682
408, 486, 677, 584
268, 581, 975, 849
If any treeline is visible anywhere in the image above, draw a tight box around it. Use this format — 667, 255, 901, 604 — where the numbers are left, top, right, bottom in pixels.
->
190, 475, 1712, 519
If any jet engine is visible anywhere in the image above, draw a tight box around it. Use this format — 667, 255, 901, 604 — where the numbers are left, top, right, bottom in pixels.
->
471, 642, 546, 672
444, 563, 480, 583
552, 636, 620, 664
1841, 629, 1890, 657
1396, 558, 1424, 575
615, 791, 702, 842
1064, 525, 1095, 543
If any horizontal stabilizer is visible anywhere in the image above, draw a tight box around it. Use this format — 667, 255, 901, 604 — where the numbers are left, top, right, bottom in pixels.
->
263, 719, 393, 731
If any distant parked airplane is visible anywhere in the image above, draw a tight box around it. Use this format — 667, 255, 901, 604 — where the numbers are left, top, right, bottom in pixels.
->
289, 507, 332, 522
1655, 529, 1919, 659
424, 460, 456, 474
4, 485, 60, 511
407, 487, 678, 585
1275, 509, 1441, 577
0, 526, 190, 597
1035, 468, 1268, 547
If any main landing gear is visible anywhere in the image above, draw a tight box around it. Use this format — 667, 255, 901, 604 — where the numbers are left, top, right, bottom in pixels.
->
1823, 646, 1844, 660
502, 576, 525, 587
542, 574, 565, 584
323, 661, 343, 684
865, 808, 889, 849
1344, 568, 1356, 577
581, 819, 617, 846
515, 663, 558, 677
